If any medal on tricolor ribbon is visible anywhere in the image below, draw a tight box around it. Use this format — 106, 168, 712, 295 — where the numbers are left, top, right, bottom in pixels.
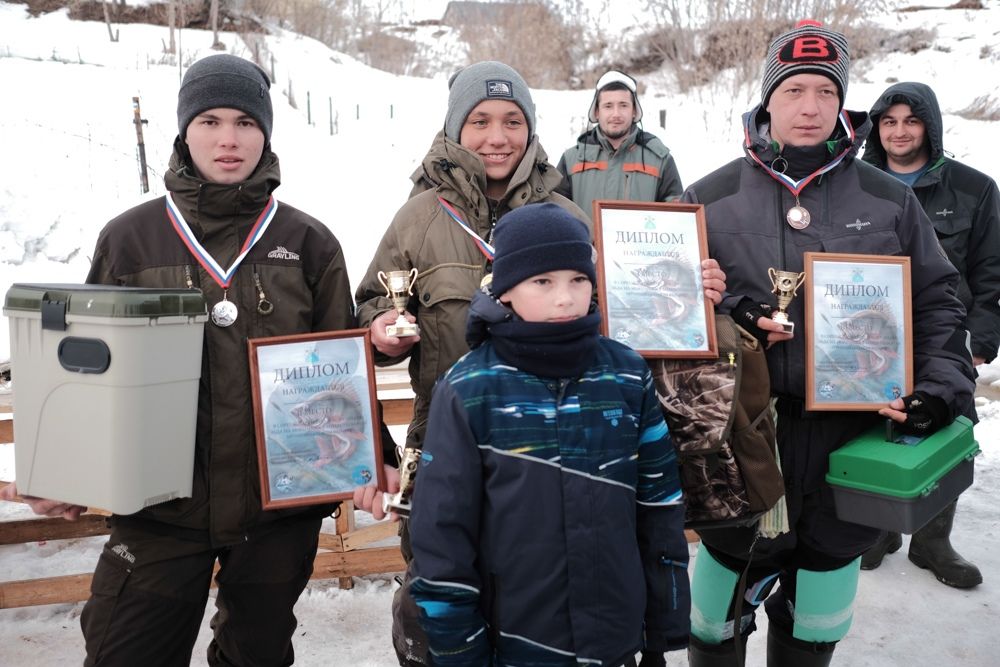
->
745, 111, 856, 232
166, 194, 278, 328
211, 294, 239, 327
786, 200, 811, 230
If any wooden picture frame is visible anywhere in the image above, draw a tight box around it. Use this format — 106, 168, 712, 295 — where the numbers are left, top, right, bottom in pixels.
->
592, 200, 717, 358
804, 252, 913, 411
248, 328, 385, 509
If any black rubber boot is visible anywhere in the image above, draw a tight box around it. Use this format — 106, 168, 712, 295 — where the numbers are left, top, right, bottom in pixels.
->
688, 635, 746, 667
908, 500, 982, 588
859, 530, 902, 570
766, 624, 835, 667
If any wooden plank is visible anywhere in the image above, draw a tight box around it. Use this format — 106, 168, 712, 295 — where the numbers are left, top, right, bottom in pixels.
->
312, 546, 405, 579
335, 501, 357, 589
341, 519, 399, 551
0, 514, 110, 546
318, 533, 344, 551
0, 573, 93, 609
0, 546, 407, 609
381, 397, 413, 426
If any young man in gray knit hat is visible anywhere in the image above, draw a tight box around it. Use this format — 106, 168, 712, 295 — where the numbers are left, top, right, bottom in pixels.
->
677, 20, 975, 667
352, 61, 727, 666
2, 52, 390, 665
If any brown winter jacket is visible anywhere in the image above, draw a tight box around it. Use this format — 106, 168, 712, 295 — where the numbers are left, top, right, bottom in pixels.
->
355, 131, 588, 450
86, 141, 356, 546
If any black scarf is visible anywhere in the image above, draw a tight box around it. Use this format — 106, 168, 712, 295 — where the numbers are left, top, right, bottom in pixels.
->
489, 311, 602, 379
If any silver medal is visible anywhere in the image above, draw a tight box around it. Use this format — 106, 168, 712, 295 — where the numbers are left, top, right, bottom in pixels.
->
211, 299, 239, 327
786, 205, 811, 230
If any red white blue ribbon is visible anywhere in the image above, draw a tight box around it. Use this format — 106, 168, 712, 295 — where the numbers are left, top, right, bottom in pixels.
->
437, 196, 495, 261
745, 110, 855, 196
166, 193, 278, 288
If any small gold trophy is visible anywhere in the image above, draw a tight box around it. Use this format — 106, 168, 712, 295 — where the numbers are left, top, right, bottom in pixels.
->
767, 268, 806, 334
377, 268, 420, 337
382, 446, 422, 517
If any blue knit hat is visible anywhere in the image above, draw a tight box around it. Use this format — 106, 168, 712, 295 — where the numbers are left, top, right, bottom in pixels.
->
490, 203, 596, 296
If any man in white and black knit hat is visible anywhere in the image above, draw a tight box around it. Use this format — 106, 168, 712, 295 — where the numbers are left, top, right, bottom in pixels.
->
556, 69, 683, 219
678, 20, 976, 667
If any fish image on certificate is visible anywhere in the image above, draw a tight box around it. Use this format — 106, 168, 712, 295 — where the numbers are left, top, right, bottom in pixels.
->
249, 331, 384, 508
593, 201, 717, 359
805, 253, 912, 410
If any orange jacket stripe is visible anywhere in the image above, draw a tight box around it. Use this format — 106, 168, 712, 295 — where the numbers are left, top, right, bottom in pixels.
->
623, 163, 661, 177
570, 161, 609, 174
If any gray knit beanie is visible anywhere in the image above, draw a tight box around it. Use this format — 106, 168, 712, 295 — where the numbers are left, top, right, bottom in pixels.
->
761, 20, 850, 110
444, 61, 536, 141
490, 203, 596, 297
177, 54, 273, 142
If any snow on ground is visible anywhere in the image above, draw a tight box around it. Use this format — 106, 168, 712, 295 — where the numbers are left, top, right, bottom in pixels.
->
0, 1, 998, 664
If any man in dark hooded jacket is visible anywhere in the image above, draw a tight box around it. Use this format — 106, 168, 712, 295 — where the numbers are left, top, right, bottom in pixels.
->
680, 22, 976, 667
858, 81, 997, 588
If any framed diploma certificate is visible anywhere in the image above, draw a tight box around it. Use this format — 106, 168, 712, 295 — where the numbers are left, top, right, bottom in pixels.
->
804, 252, 913, 411
592, 201, 717, 358
248, 328, 386, 509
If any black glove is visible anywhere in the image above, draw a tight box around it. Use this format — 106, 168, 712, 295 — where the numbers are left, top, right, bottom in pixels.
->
637, 650, 666, 667
894, 391, 950, 436
731, 297, 773, 345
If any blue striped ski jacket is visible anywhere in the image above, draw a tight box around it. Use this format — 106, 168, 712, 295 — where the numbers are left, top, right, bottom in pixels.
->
409, 300, 690, 666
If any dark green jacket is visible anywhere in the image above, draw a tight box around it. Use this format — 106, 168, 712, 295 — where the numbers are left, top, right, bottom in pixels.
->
556, 126, 683, 219
87, 141, 356, 546
355, 131, 587, 450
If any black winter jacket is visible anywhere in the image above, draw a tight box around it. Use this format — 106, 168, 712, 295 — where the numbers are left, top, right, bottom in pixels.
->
863, 81, 1000, 362
684, 106, 975, 418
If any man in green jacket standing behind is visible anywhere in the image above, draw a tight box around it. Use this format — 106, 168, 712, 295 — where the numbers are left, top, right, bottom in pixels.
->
556, 70, 683, 217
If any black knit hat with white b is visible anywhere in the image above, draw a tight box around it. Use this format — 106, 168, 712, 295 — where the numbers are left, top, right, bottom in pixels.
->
761, 20, 850, 110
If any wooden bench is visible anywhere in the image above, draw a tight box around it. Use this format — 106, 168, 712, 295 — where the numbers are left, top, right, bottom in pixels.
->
0, 368, 412, 609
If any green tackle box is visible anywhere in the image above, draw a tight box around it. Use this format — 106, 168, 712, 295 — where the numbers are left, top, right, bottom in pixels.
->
3, 284, 207, 514
826, 416, 978, 534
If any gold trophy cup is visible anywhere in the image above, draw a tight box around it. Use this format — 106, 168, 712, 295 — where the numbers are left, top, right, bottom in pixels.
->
377, 268, 420, 337
382, 446, 422, 517
767, 268, 806, 334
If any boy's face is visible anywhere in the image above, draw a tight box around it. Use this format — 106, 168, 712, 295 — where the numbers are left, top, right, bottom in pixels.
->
459, 99, 528, 198
185, 107, 265, 184
499, 270, 592, 323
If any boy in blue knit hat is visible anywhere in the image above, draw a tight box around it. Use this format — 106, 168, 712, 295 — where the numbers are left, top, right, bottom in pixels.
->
406, 202, 691, 667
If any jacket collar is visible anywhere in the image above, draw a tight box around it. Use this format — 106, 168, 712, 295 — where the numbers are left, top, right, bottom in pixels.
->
413, 131, 562, 218
742, 104, 869, 170
165, 137, 280, 235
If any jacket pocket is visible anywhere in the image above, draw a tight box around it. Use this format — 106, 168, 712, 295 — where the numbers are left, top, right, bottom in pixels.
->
821, 230, 902, 256
413, 264, 479, 389
930, 213, 972, 238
